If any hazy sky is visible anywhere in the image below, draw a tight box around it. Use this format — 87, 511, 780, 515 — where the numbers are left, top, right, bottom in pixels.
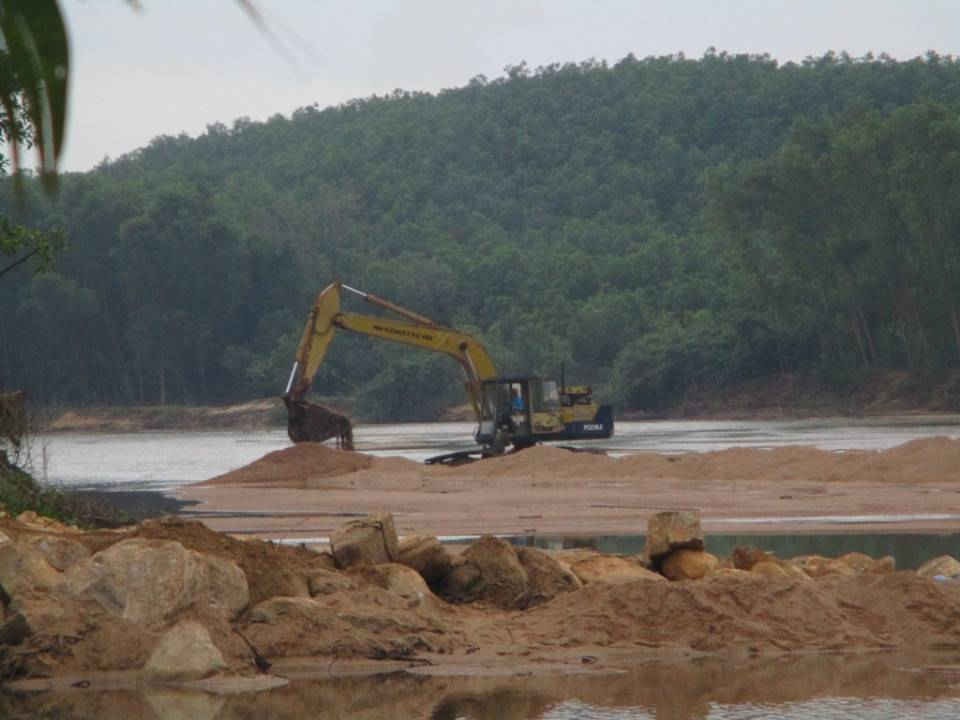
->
59, 0, 960, 171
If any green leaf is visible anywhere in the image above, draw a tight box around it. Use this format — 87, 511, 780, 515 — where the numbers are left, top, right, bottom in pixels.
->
0, 0, 69, 188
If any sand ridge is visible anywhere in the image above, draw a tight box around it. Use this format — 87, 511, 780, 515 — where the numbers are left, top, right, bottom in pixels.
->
201, 438, 960, 490
179, 437, 960, 539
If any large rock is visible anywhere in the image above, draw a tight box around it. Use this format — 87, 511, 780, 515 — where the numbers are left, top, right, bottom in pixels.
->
244, 593, 458, 658
917, 555, 960, 578
660, 549, 719, 581
144, 621, 227, 681
247, 596, 321, 625
517, 547, 581, 606
396, 535, 452, 587
731, 546, 776, 571
571, 555, 666, 585
443, 559, 482, 601
443, 536, 528, 609
349, 563, 435, 607
66, 538, 249, 626
644, 511, 704, 566
751, 560, 788, 578
836, 552, 876, 573
330, 513, 399, 569
869, 556, 896, 574
790, 555, 857, 578
307, 568, 356, 597
0, 540, 64, 597
20, 533, 91, 571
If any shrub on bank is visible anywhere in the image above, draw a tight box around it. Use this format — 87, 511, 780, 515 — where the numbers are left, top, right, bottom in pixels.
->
0, 455, 130, 528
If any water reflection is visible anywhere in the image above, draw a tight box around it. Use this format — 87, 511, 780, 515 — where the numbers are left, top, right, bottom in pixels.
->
4, 652, 960, 719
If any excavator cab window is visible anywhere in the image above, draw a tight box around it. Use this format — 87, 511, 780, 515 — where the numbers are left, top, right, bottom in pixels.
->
509, 382, 529, 431
476, 379, 532, 446
534, 380, 561, 412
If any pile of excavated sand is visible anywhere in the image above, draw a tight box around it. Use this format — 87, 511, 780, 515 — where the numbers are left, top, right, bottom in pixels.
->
200, 443, 375, 488
204, 437, 960, 489
515, 571, 960, 654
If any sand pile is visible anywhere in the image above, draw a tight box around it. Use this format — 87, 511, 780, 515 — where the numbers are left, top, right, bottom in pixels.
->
612, 437, 960, 485
516, 571, 960, 654
203, 438, 960, 491
201, 444, 374, 488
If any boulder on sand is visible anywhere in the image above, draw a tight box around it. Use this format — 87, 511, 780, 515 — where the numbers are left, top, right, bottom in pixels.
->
0, 541, 64, 597
65, 538, 249, 626
443, 535, 528, 609
731, 546, 776, 571
571, 555, 666, 585
790, 555, 857, 578
396, 535, 452, 588
660, 549, 719, 581
869, 556, 896, 574
917, 555, 960, 579
349, 563, 435, 606
644, 511, 704, 567
20, 534, 90, 572
517, 547, 581, 606
751, 560, 788, 578
836, 552, 876, 573
330, 513, 399, 569
307, 568, 356, 597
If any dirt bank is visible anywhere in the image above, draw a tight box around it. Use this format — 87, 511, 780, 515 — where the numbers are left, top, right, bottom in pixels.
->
3, 511, 960, 690
43, 399, 286, 433
181, 438, 960, 538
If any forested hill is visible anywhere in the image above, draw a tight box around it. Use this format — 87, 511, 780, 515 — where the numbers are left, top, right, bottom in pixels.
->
3, 52, 960, 419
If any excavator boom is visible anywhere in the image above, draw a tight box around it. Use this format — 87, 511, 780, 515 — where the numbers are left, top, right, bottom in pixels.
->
284, 282, 496, 444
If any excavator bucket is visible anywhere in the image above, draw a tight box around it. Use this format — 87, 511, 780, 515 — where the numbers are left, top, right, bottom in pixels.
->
284, 397, 354, 450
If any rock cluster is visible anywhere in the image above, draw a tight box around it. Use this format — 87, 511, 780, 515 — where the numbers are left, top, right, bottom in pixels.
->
0, 508, 958, 689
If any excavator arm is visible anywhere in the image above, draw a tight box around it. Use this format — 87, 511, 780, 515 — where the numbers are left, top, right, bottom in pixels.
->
284, 282, 497, 445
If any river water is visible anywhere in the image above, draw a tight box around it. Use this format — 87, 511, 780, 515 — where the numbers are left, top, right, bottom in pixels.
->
31, 414, 960, 492
6, 652, 960, 719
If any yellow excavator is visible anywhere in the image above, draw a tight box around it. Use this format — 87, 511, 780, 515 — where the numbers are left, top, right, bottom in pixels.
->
283, 282, 614, 461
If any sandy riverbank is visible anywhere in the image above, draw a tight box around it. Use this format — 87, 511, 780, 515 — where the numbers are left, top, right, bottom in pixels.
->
177, 438, 960, 539
3, 509, 960, 693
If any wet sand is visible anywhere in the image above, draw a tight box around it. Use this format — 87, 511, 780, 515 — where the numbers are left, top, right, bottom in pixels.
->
176, 440, 960, 540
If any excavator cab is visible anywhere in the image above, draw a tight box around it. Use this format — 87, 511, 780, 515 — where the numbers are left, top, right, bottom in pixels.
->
476, 377, 557, 451
475, 376, 613, 453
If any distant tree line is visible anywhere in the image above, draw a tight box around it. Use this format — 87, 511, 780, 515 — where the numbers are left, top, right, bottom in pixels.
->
2, 52, 960, 418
